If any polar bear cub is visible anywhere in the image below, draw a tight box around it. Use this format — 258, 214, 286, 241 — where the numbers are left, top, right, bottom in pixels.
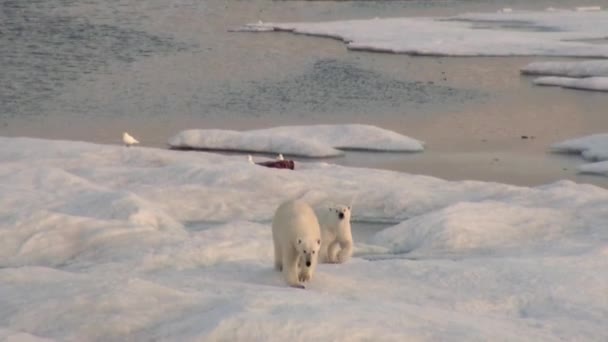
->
317, 204, 353, 264
272, 199, 321, 289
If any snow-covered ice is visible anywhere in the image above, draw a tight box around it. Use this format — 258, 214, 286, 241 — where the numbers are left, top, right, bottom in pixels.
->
168, 124, 424, 157
238, 9, 608, 57
552, 134, 608, 176
1, 135, 607, 341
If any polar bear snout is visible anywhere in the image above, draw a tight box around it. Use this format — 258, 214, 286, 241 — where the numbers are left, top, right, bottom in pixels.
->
302, 250, 315, 267
338, 212, 345, 220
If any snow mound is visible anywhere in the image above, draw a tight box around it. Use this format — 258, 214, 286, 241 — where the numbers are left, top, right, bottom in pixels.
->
239, 10, 608, 57
168, 124, 423, 157
371, 201, 587, 258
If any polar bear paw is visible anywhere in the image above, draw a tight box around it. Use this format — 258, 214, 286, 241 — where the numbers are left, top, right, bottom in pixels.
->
298, 269, 313, 282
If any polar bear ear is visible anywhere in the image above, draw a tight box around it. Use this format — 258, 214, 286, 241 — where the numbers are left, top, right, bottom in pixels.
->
347, 206, 351, 211
298, 239, 302, 244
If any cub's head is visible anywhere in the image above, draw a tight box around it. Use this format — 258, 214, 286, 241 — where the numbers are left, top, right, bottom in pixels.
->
296, 237, 321, 268
328, 204, 352, 223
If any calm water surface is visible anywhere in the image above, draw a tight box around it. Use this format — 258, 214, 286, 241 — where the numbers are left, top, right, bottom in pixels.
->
2, 0, 608, 187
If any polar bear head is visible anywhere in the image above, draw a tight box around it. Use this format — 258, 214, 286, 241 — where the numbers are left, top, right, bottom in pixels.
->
296, 237, 321, 268
326, 204, 352, 227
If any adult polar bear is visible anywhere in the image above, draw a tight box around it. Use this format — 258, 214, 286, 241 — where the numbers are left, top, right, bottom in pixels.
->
317, 204, 353, 264
272, 199, 321, 289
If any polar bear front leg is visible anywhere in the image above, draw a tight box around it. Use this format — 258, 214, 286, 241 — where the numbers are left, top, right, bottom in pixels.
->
318, 242, 330, 263
336, 240, 353, 263
282, 247, 304, 288
274, 240, 283, 271
327, 240, 341, 263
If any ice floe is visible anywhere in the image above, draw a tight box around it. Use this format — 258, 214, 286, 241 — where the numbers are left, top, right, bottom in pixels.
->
522, 60, 608, 78
0, 136, 607, 340
552, 133, 608, 175
533, 76, 608, 91
238, 9, 608, 57
522, 60, 608, 92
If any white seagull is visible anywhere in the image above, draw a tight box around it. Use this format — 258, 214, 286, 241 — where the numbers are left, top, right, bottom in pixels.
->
248, 155, 255, 164
277, 153, 284, 161
123, 132, 139, 147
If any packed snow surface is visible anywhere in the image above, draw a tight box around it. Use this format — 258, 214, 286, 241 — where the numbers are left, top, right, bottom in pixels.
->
1, 136, 607, 341
239, 9, 608, 57
168, 124, 424, 157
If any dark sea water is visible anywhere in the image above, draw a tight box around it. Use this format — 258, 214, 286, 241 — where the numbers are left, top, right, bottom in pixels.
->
2, 0, 608, 187
0, 0, 488, 127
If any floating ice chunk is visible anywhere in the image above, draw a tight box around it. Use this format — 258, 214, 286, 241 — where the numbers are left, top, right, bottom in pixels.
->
241, 10, 608, 57
575, 6, 602, 12
551, 133, 608, 176
230, 22, 275, 32
168, 124, 423, 157
251, 124, 424, 152
168, 128, 343, 158
552, 133, 608, 161
579, 160, 608, 175
533, 76, 608, 92
522, 60, 608, 78
522, 60, 608, 92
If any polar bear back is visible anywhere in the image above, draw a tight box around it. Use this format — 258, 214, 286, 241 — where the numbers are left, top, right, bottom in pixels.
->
272, 200, 321, 243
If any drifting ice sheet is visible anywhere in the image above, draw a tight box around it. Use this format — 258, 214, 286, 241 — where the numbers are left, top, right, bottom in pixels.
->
239, 10, 608, 57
